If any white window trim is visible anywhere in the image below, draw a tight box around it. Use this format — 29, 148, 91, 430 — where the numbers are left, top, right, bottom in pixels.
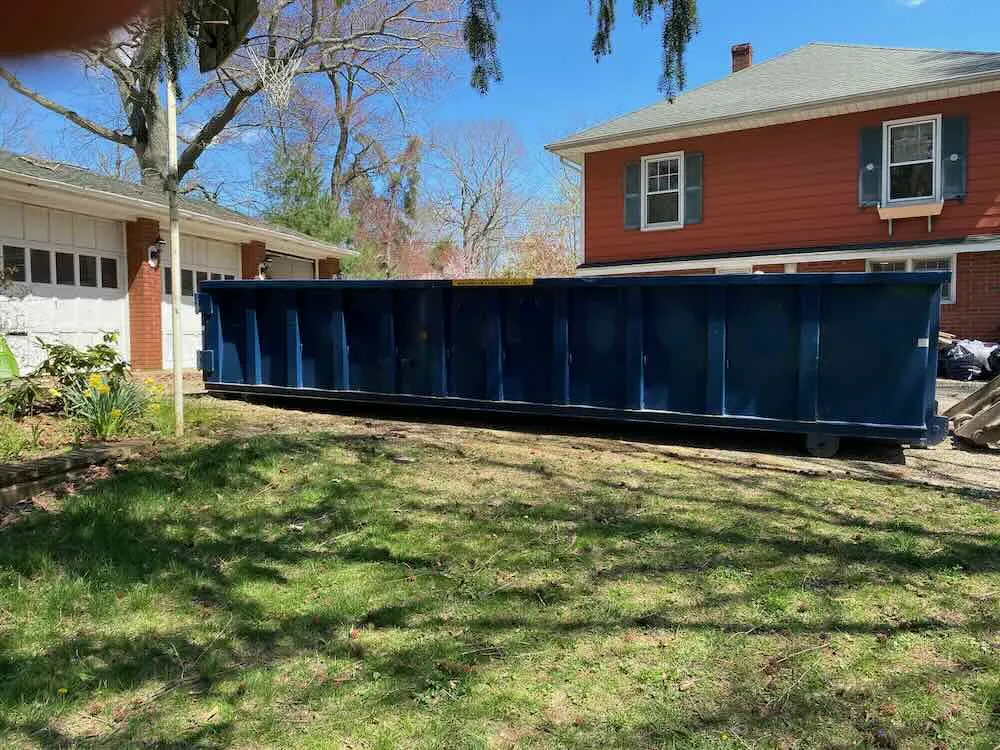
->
882, 114, 942, 206
640, 151, 685, 231
865, 253, 956, 304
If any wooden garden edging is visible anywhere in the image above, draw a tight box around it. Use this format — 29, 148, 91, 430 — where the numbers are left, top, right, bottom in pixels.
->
0, 440, 145, 507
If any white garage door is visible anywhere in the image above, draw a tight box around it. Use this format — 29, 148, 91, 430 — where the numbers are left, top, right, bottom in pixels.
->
161, 235, 239, 369
269, 254, 314, 279
0, 201, 127, 371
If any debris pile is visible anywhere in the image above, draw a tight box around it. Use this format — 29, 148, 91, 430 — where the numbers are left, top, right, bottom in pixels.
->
938, 332, 999, 381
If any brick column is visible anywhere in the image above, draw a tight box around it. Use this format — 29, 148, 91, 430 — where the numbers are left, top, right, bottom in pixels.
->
317, 257, 342, 278
125, 217, 163, 370
241, 240, 267, 279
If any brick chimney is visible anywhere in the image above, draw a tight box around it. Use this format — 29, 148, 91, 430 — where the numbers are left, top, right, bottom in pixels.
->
731, 43, 752, 72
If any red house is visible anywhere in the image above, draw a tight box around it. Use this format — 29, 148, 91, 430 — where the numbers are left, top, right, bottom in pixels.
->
547, 43, 1000, 340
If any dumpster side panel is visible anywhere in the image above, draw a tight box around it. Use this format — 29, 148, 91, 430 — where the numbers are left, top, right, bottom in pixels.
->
817, 284, 932, 426
501, 288, 556, 404
641, 286, 710, 414
450, 290, 501, 400
394, 289, 446, 396
343, 290, 395, 393
568, 287, 628, 408
725, 285, 801, 420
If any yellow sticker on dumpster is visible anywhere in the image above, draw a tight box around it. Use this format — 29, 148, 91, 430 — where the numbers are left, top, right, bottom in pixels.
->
452, 278, 534, 287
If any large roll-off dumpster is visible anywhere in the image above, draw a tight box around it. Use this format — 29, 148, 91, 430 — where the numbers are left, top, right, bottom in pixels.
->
195, 273, 949, 456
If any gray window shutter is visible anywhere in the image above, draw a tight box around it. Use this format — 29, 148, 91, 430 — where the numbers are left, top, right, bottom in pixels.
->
624, 162, 641, 229
859, 126, 883, 207
941, 115, 968, 200
684, 152, 704, 225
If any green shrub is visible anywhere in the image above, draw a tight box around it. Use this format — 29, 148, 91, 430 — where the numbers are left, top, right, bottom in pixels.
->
63, 375, 148, 441
0, 333, 129, 417
0, 417, 28, 461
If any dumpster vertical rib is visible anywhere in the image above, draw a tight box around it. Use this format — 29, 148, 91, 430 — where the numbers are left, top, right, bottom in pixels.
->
487, 291, 503, 401
245, 304, 261, 385
923, 283, 943, 432
433, 289, 447, 396
706, 286, 726, 415
203, 293, 222, 383
797, 285, 821, 421
330, 290, 349, 390
386, 291, 398, 394
553, 288, 570, 404
285, 293, 303, 388
625, 287, 644, 410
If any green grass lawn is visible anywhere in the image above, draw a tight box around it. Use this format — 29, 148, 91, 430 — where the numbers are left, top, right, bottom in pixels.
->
1, 405, 998, 748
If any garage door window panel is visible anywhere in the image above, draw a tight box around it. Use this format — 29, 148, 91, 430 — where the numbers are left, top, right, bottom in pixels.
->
2, 245, 26, 282
56, 252, 75, 285
31, 249, 52, 284
100, 257, 119, 289
78, 254, 98, 287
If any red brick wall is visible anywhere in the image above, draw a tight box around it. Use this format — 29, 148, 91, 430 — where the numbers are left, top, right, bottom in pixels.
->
753, 263, 788, 273
318, 257, 341, 278
585, 92, 1000, 265
241, 240, 267, 279
941, 250, 1000, 340
125, 218, 162, 370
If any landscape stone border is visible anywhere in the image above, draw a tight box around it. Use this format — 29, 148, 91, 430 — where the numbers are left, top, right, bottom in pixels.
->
0, 440, 145, 507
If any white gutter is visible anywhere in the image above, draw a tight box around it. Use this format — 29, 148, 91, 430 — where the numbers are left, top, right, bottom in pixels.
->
547, 74, 1000, 162
0, 168, 356, 260
576, 237, 1000, 277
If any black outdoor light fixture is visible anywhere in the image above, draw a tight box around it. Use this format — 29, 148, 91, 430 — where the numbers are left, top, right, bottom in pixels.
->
258, 253, 273, 279
147, 237, 165, 268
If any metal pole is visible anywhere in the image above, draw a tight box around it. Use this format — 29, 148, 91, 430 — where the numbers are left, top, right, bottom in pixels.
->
166, 78, 184, 437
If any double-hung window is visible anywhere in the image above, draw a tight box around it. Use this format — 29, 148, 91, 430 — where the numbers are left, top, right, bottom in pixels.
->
641, 152, 684, 230
883, 115, 941, 204
867, 255, 954, 303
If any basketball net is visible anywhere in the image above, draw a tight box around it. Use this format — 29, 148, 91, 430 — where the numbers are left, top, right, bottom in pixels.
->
246, 45, 303, 110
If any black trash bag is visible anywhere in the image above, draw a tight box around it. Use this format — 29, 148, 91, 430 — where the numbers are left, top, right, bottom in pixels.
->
941, 343, 983, 381
990, 347, 1000, 377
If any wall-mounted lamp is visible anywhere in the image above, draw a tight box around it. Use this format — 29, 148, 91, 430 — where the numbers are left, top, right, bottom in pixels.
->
257, 254, 273, 279
148, 237, 165, 268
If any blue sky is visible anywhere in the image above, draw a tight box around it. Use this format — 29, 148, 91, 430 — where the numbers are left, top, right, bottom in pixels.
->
3, 0, 1000, 208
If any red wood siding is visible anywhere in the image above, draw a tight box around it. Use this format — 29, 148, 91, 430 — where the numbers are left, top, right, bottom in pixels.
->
584, 93, 1000, 265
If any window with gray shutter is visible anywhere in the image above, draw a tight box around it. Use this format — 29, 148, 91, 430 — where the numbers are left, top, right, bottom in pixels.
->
624, 162, 641, 229
859, 126, 883, 207
684, 152, 704, 225
941, 115, 968, 200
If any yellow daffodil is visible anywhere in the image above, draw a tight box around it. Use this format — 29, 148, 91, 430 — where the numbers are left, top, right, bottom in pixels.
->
149, 402, 161, 411
49, 387, 61, 397
110, 408, 122, 419
88, 373, 103, 388
96, 383, 111, 395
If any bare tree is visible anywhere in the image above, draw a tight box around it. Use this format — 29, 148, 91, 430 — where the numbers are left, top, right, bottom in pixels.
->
426, 121, 527, 277
0, 0, 461, 187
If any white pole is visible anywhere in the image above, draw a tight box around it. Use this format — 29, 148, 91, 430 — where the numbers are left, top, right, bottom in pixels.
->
166, 78, 183, 437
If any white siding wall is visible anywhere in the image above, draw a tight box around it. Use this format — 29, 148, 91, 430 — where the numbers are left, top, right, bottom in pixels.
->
161, 235, 240, 368
0, 199, 127, 371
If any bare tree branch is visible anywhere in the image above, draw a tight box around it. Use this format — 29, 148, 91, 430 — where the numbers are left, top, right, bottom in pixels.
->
0, 66, 135, 148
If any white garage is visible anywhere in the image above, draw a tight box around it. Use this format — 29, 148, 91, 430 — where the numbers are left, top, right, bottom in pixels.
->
0, 150, 353, 372
0, 202, 129, 370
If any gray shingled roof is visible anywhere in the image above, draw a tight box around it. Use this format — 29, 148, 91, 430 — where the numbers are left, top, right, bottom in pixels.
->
548, 43, 1000, 152
0, 148, 330, 248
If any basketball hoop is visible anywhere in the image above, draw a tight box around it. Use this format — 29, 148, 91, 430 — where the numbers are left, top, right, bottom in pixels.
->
245, 41, 304, 110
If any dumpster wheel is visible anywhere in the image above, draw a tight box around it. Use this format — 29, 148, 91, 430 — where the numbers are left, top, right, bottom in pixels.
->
806, 433, 840, 458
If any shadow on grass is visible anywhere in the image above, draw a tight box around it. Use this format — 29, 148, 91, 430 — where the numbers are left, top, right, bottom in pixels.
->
0, 429, 997, 747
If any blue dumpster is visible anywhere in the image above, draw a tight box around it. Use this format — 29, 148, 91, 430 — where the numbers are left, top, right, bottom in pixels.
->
196, 273, 949, 456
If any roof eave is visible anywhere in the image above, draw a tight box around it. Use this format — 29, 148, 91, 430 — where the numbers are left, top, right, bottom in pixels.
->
546, 71, 1000, 162
0, 168, 357, 259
